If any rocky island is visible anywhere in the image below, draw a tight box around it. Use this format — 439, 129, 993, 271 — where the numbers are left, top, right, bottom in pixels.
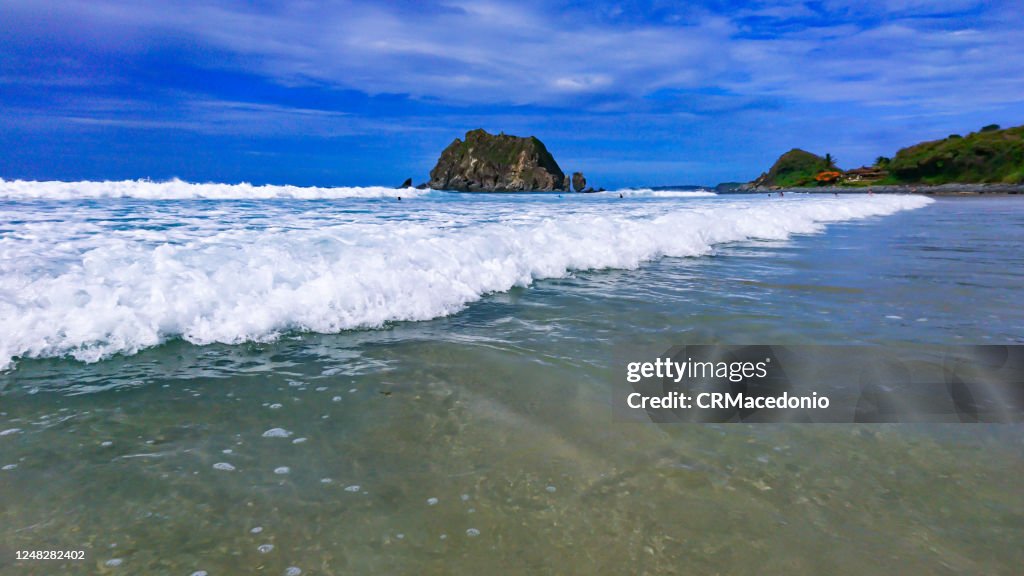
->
427, 129, 580, 192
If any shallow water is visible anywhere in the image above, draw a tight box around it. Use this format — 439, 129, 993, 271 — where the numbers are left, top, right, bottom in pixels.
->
1, 191, 1022, 575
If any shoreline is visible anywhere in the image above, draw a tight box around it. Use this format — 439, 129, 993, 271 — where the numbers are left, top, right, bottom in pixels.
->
739, 183, 1024, 196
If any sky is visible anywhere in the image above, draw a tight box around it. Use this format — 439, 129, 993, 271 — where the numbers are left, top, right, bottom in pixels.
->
1, 0, 1023, 188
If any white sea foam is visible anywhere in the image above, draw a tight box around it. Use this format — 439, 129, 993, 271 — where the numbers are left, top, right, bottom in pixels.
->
0, 181, 932, 369
613, 188, 717, 197
0, 178, 426, 200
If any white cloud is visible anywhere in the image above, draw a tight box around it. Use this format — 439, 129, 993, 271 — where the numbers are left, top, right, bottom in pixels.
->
2, 0, 1022, 114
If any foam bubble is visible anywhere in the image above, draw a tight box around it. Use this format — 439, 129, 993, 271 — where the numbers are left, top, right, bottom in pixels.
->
0, 186, 932, 369
614, 188, 717, 197
0, 177, 428, 200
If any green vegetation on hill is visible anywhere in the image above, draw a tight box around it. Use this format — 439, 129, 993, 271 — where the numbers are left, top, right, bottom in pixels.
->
747, 124, 1024, 188
454, 129, 551, 167
750, 149, 838, 188
427, 129, 568, 191
886, 125, 1024, 184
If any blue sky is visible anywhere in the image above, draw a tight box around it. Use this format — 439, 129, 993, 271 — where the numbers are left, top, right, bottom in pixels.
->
1, 0, 1022, 188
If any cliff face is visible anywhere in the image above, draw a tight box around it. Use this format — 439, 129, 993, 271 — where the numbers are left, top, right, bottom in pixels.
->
887, 125, 1024, 184
749, 149, 838, 188
428, 129, 568, 192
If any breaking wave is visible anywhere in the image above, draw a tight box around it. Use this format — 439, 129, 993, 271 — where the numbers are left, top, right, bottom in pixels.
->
0, 178, 427, 200
614, 188, 717, 197
0, 182, 932, 368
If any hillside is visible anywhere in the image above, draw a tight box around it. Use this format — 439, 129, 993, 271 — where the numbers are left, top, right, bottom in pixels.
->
886, 125, 1024, 184
749, 149, 839, 188
746, 124, 1024, 189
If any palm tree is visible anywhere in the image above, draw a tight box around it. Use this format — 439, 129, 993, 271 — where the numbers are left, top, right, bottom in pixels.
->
824, 153, 835, 168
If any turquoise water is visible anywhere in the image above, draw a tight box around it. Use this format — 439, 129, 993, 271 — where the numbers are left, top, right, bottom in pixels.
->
1, 192, 1022, 574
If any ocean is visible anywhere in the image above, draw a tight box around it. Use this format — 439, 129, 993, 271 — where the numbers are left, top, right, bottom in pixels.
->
0, 181, 1021, 574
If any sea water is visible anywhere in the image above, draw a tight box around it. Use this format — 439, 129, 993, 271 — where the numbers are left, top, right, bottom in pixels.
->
0, 181, 1021, 574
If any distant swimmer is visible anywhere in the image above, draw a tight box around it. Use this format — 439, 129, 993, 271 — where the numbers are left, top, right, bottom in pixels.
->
397, 196, 402, 201
779, 191, 784, 197
619, 193, 623, 198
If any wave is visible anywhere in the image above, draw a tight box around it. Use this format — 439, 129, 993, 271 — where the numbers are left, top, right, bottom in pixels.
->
0, 178, 426, 200
613, 188, 717, 197
0, 191, 932, 368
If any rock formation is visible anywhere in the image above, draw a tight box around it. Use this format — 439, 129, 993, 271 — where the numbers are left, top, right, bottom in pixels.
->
572, 172, 586, 192
428, 129, 568, 192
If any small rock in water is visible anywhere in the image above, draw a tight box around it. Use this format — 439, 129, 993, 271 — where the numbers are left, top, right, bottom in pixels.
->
269, 403, 283, 410
191, 571, 209, 576
284, 567, 302, 576
2, 464, 17, 471
213, 462, 236, 471
257, 544, 274, 553
105, 558, 123, 567
292, 437, 308, 444
427, 497, 439, 506
0, 428, 22, 436
222, 449, 233, 454
250, 526, 263, 534
546, 485, 557, 493
315, 387, 328, 392
262, 428, 293, 438
344, 484, 361, 492
331, 396, 342, 402
101, 441, 113, 447
466, 528, 480, 537
274, 466, 290, 475
320, 478, 333, 484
